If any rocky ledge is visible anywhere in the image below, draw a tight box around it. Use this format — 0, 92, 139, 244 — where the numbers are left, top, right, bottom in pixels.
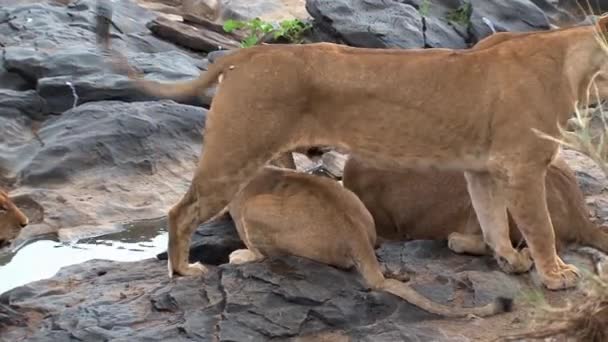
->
0, 214, 598, 341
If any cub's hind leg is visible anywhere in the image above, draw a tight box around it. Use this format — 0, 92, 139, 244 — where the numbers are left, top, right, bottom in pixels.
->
447, 232, 490, 256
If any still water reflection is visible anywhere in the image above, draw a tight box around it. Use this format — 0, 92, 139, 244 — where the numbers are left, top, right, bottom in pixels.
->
0, 221, 168, 295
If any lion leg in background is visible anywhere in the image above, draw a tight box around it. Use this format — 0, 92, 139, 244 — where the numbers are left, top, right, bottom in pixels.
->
447, 232, 490, 256
506, 167, 580, 290
465, 171, 533, 273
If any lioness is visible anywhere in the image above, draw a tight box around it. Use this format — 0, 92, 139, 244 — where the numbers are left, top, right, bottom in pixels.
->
0, 190, 29, 248
101, 15, 608, 290
343, 156, 608, 259
227, 157, 511, 317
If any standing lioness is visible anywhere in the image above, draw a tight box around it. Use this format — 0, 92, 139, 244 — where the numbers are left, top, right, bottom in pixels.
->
102, 16, 608, 290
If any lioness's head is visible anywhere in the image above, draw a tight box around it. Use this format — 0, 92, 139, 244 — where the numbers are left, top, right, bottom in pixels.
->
0, 190, 29, 248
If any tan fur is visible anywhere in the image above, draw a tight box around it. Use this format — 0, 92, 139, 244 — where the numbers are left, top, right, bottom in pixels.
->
104, 18, 608, 290
343, 156, 608, 258
228, 163, 509, 317
0, 190, 29, 248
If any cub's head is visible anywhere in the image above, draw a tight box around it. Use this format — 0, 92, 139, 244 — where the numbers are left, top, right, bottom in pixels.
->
0, 190, 29, 248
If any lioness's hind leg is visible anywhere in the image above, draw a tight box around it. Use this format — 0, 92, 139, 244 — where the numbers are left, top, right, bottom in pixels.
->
448, 232, 490, 256
229, 249, 264, 265
168, 104, 289, 277
167, 185, 209, 277
506, 168, 580, 290
465, 171, 533, 274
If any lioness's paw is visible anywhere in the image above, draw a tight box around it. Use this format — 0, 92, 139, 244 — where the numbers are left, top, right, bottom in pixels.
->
229, 249, 263, 265
539, 259, 580, 290
170, 262, 209, 277
495, 248, 533, 274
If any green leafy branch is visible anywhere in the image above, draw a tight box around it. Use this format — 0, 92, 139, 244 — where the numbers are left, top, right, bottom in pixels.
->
223, 18, 311, 48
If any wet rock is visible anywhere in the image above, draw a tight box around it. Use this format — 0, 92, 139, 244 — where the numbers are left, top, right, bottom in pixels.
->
2, 237, 597, 341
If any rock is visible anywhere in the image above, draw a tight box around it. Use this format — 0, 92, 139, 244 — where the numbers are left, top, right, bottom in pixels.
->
306, 0, 425, 49
468, 0, 550, 43
0, 101, 207, 245
220, 0, 310, 22
0, 1, 209, 113
306, 0, 551, 49
0, 238, 597, 341
402, 0, 469, 48
0, 63, 30, 91
146, 16, 240, 52
4, 45, 208, 113
0, 89, 47, 120
156, 213, 245, 265
529, 0, 577, 26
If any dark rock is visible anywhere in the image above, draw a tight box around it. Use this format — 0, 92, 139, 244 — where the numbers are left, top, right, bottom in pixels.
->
31, 50, 208, 113
0, 89, 47, 120
306, 0, 551, 49
1, 241, 498, 341
4, 238, 591, 341
468, 0, 550, 43
0, 0, 208, 113
402, 0, 469, 48
0, 62, 31, 91
306, 0, 425, 49
157, 213, 245, 265
18, 100, 205, 185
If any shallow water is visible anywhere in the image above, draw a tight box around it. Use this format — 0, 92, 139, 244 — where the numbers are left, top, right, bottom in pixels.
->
0, 219, 168, 295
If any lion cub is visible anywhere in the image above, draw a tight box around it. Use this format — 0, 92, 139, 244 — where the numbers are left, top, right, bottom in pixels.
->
0, 190, 29, 249
227, 159, 511, 318
343, 156, 608, 260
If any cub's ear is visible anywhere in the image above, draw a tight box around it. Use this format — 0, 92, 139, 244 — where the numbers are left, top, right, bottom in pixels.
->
597, 15, 608, 35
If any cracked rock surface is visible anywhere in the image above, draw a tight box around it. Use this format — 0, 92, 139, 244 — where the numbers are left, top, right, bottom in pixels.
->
306, 0, 551, 48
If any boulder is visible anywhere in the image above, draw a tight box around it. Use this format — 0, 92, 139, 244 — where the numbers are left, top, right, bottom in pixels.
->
306, 0, 424, 49
1, 101, 207, 247
306, 0, 551, 48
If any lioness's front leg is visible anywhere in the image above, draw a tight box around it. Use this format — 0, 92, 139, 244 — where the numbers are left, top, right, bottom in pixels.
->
465, 171, 533, 273
506, 168, 580, 290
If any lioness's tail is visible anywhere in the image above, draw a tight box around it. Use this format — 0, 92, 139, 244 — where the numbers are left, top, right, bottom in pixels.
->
353, 238, 511, 318
95, 0, 227, 101
126, 63, 226, 101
